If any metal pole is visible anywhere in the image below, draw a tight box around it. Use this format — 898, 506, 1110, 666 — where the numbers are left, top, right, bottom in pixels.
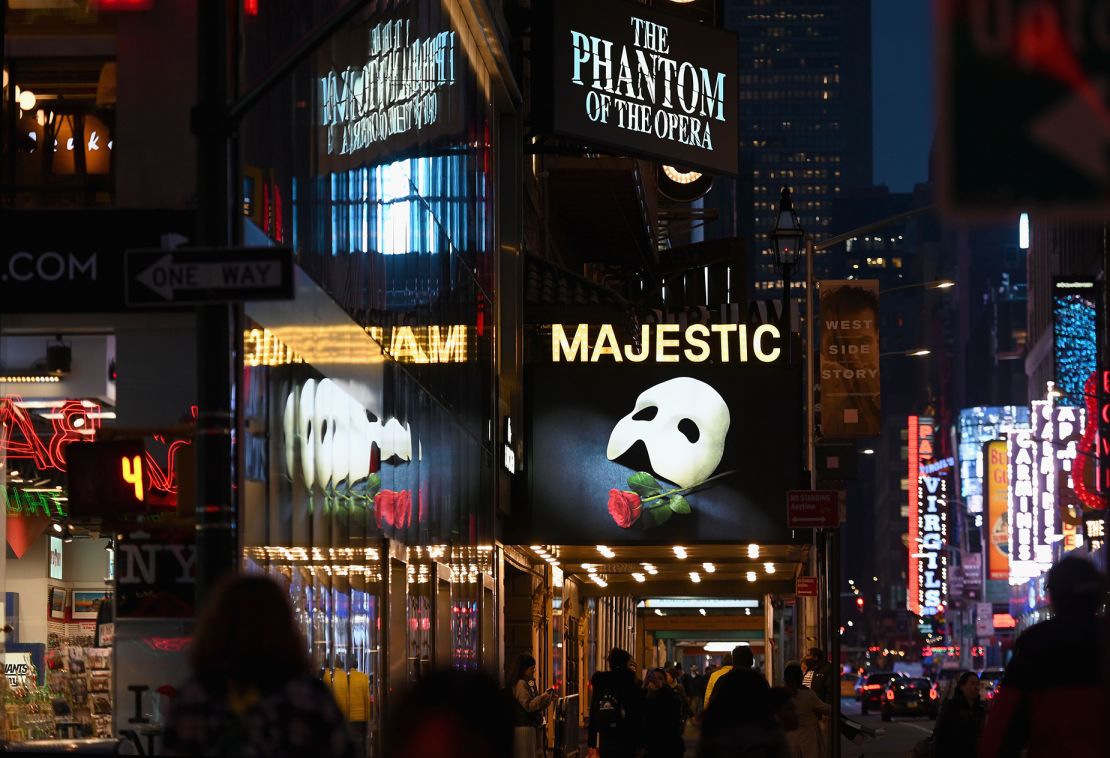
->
194, 0, 237, 607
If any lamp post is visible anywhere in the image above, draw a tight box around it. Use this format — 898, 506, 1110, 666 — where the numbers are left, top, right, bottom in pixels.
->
770, 187, 804, 330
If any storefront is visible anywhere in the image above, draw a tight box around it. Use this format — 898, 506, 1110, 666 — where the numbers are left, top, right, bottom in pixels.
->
235, 0, 514, 753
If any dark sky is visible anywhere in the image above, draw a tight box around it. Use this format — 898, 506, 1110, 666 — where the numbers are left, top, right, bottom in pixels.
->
872, 0, 934, 192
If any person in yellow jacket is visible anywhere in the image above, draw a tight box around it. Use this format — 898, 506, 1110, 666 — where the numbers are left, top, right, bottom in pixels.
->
702, 652, 733, 710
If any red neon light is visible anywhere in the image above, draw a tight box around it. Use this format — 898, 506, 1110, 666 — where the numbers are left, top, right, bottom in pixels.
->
92, 0, 154, 10
244, 0, 259, 17
1073, 372, 1103, 509
0, 397, 100, 471
908, 415, 920, 615
273, 181, 284, 243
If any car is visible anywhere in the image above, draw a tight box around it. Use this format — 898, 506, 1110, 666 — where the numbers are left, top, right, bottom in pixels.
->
933, 668, 962, 703
881, 677, 939, 721
840, 672, 858, 699
853, 674, 868, 700
860, 672, 903, 715
978, 667, 1005, 705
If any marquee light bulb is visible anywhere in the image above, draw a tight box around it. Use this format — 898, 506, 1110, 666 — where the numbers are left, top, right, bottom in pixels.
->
632, 572, 646, 583
699, 608, 707, 616
702, 562, 715, 573
662, 165, 703, 184
596, 545, 615, 559
673, 546, 687, 559
18, 88, 36, 111
764, 562, 775, 574
746, 571, 757, 582
747, 544, 760, 559
689, 572, 701, 583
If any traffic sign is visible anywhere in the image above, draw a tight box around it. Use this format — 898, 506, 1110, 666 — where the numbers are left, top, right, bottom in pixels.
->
125, 247, 293, 306
787, 490, 840, 528
940, 0, 1110, 217
796, 576, 818, 597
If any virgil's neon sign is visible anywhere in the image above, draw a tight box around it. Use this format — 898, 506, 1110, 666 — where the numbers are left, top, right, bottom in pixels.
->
549, 323, 782, 364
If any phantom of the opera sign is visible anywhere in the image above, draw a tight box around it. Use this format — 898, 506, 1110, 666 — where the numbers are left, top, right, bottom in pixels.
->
516, 322, 800, 544
535, 0, 739, 175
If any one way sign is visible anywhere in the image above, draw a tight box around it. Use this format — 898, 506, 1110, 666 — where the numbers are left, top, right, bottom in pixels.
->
125, 247, 293, 306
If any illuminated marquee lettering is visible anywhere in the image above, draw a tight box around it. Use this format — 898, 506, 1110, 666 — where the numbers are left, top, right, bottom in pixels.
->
917, 475, 949, 616
549, 323, 782, 364
320, 20, 456, 156
1008, 427, 1038, 583
367, 324, 470, 364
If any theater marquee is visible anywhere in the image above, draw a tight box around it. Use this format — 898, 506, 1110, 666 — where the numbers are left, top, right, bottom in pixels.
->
535, 0, 739, 175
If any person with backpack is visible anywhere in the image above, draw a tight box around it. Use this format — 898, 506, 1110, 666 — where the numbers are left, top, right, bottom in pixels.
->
510, 654, 556, 758
588, 648, 644, 758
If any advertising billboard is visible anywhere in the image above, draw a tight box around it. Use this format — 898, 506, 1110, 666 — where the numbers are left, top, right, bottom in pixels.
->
819, 280, 880, 437
535, 0, 739, 175
985, 440, 1010, 581
519, 322, 800, 543
956, 406, 1029, 523
1053, 279, 1098, 408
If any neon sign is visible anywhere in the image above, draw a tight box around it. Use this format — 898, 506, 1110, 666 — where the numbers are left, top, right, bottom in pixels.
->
366, 324, 469, 364
907, 415, 935, 615
916, 475, 949, 617
0, 397, 99, 471
549, 323, 782, 364
121, 455, 144, 501
1008, 426, 1039, 583
4, 486, 67, 517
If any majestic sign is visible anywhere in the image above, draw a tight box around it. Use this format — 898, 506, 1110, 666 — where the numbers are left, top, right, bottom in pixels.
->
1053, 280, 1098, 407
939, 0, 1110, 216
819, 280, 880, 437
907, 416, 936, 615
519, 361, 801, 543
125, 247, 293, 306
916, 475, 949, 617
986, 440, 1010, 581
536, 0, 739, 175
547, 322, 783, 364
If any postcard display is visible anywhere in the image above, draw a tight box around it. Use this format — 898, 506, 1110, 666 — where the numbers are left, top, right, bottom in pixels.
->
3, 611, 113, 740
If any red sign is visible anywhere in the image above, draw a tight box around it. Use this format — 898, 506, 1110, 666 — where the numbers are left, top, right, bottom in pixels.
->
787, 490, 839, 528
796, 576, 818, 597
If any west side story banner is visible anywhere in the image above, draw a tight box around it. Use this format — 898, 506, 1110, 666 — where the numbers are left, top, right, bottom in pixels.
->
534, 0, 739, 175
819, 280, 880, 437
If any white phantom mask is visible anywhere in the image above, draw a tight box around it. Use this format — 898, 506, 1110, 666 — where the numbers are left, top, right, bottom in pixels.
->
606, 377, 730, 489
283, 391, 296, 479
380, 417, 413, 462
314, 379, 353, 490
348, 396, 375, 485
297, 379, 316, 491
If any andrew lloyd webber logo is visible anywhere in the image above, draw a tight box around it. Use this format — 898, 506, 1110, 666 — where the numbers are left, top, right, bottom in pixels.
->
549, 323, 782, 363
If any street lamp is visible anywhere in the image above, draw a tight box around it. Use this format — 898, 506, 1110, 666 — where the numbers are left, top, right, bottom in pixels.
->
770, 187, 804, 329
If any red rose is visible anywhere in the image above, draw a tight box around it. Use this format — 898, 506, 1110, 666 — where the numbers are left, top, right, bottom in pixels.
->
375, 490, 397, 527
608, 489, 642, 528
375, 489, 412, 529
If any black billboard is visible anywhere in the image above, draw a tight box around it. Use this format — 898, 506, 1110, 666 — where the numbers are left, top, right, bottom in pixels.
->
535, 0, 739, 176
517, 330, 802, 543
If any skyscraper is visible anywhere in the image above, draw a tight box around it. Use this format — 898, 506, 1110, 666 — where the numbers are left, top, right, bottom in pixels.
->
720, 0, 873, 300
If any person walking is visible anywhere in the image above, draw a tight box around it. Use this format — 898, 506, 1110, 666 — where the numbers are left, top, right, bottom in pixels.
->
165, 574, 354, 758
641, 668, 686, 758
932, 671, 984, 758
510, 654, 556, 758
783, 663, 829, 758
979, 556, 1107, 758
697, 668, 792, 758
702, 653, 733, 709
588, 648, 644, 758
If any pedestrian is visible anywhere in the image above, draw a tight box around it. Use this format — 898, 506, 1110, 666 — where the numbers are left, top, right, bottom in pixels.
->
932, 671, 984, 758
979, 556, 1107, 757
691, 665, 710, 718
384, 669, 515, 758
165, 574, 354, 758
732, 645, 755, 671
783, 663, 829, 758
662, 667, 691, 725
641, 668, 686, 758
767, 686, 800, 758
509, 653, 557, 758
697, 668, 792, 758
801, 648, 833, 704
588, 648, 644, 758
702, 653, 733, 709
